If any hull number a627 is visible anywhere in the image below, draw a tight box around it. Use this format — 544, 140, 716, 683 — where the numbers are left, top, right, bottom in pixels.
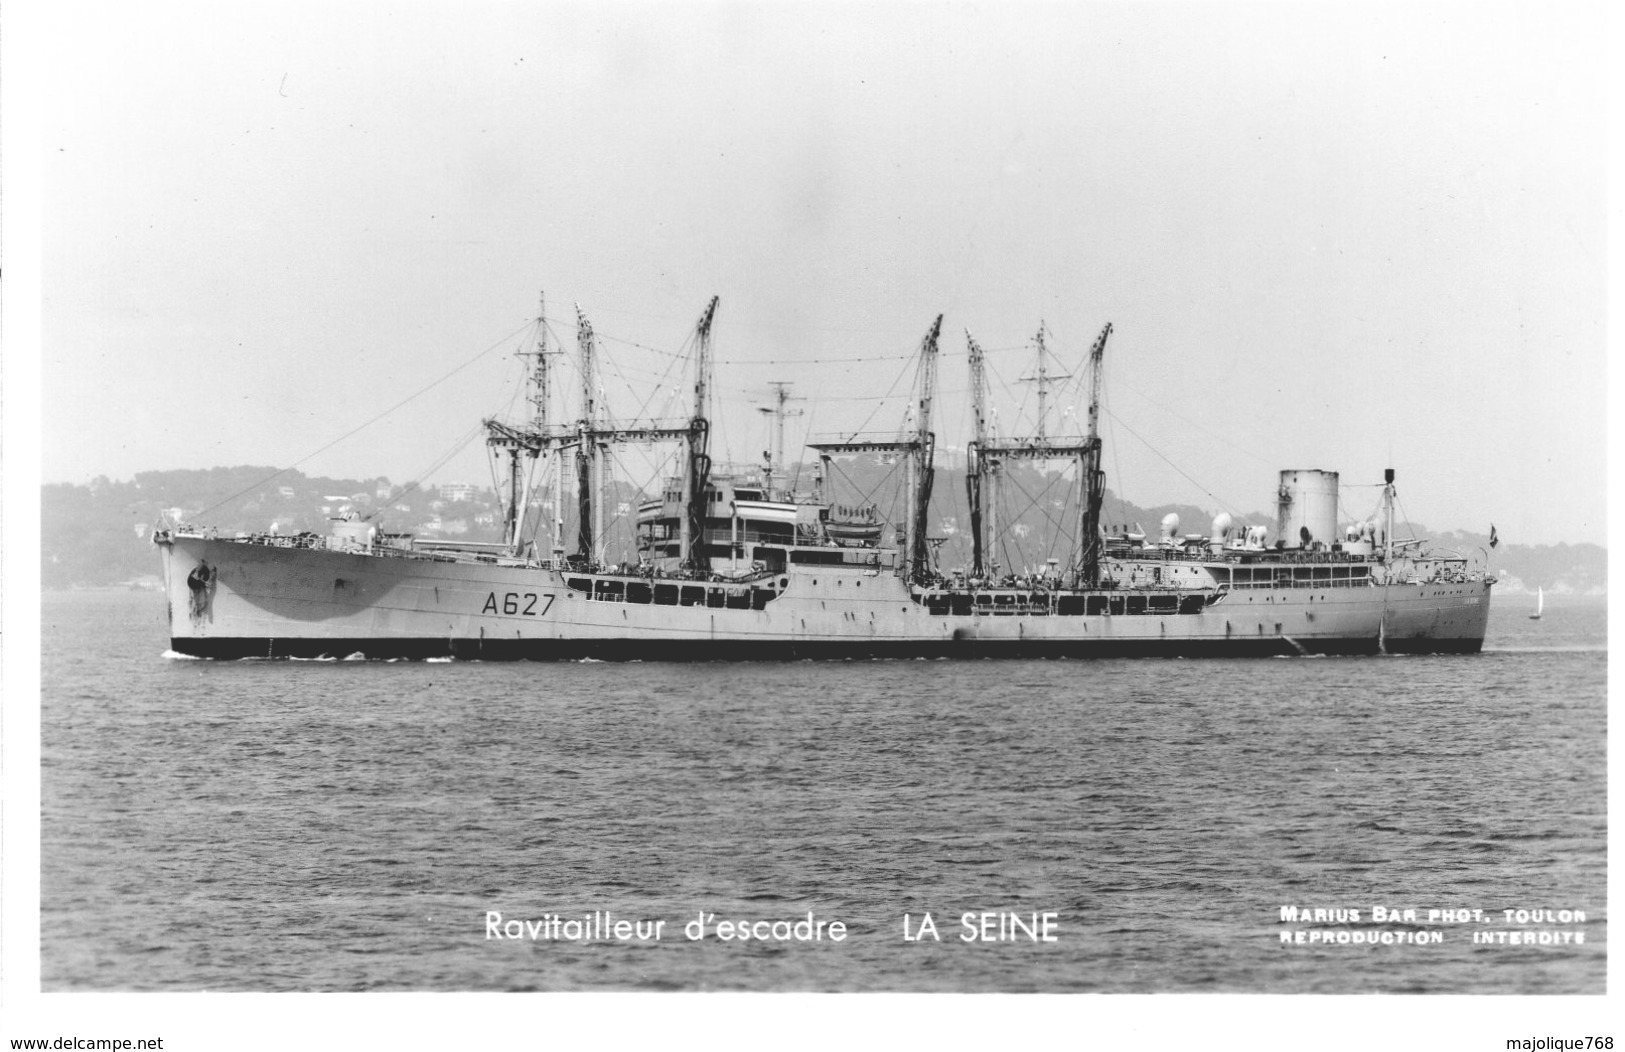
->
482, 592, 554, 617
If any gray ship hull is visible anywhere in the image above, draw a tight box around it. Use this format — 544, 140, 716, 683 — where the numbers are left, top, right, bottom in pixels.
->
156, 534, 1492, 660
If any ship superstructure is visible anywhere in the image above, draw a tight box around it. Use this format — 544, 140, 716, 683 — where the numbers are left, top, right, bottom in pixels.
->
155, 295, 1493, 659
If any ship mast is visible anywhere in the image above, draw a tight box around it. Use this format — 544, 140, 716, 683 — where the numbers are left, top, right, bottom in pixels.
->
1020, 322, 1070, 444
483, 291, 573, 560
965, 331, 989, 578
1079, 322, 1111, 586
756, 381, 805, 500
1383, 467, 1396, 563
909, 315, 942, 579
487, 297, 720, 571
531, 294, 551, 424
547, 307, 564, 562
683, 297, 720, 571
977, 321, 1110, 587
576, 305, 597, 566
808, 314, 942, 583
533, 294, 554, 558
501, 293, 550, 553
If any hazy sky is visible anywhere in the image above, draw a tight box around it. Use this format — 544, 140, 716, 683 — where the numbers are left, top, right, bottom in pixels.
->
37, 1, 1607, 545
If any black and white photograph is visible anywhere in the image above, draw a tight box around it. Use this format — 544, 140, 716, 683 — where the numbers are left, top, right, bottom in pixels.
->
3, 0, 1614, 1047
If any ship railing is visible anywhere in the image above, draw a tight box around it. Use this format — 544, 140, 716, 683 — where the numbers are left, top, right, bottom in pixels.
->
638, 526, 800, 548
188, 530, 501, 564
1223, 576, 1374, 589
1221, 568, 1485, 588
911, 587, 1215, 617
572, 565, 785, 588
176, 529, 330, 551
701, 527, 797, 546
568, 574, 785, 611
1106, 544, 1388, 566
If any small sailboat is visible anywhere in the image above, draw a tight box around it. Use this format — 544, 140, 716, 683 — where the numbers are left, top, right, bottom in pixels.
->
1529, 587, 1543, 620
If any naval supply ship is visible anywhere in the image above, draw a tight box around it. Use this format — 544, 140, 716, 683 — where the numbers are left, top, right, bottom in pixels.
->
155, 296, 1493, 659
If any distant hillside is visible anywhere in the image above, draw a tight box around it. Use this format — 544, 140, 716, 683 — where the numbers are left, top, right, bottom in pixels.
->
1413, 528, 1606, 597
43, 462, 1606, 595
43, 467, 501, 589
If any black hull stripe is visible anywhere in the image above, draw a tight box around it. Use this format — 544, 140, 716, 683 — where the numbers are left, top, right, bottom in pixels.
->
170, 636, 1486, 661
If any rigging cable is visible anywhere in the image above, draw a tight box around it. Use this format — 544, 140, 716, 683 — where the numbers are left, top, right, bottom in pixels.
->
1105, 376, 1129, 530
823, 456, 905, 535
1109, 378, 1275, 469
1104, 408, 1245, 520
789, 398, 816, 495
193, 318, 535, 520
715, 352, 914, 366
995, 464, 1077, 573
1395, 492, 1416, 542
368, 420, 490, 524
834, 345, 918, 441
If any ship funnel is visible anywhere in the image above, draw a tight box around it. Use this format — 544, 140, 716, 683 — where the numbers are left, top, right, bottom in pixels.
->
1276, 469, 1339, 550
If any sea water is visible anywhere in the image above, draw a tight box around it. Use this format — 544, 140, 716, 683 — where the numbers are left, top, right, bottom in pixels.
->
39, 590, 1606, 992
